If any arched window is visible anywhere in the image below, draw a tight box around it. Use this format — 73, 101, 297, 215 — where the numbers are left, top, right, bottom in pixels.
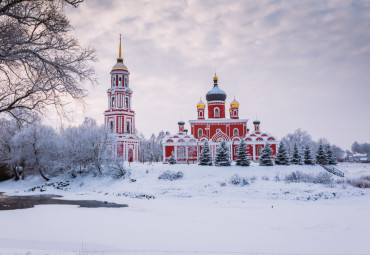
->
198, 129, 203, 138
234, 146, 238, 156
126, 121, 131, 134
112, 77, 116, 87
111, 97, 115, 107
233, 128, 239, 136
119, 76, 122, 86
110, 120, 114, 132
216, 128, 221, 133
124, 77, 128, 87
214, 107, 220, 117
125, 97, 129, 109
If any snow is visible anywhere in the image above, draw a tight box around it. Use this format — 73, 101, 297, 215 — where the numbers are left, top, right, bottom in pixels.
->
1, 163, 370, 255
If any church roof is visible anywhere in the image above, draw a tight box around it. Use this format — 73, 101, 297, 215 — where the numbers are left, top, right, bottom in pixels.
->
206, 85, 227, 101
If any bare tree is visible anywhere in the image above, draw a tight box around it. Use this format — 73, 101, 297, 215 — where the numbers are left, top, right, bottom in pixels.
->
0, 0, 96, 123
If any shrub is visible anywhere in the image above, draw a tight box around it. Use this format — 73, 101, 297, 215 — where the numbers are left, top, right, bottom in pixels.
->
229, 174, 249, 186
347, 177, 370, 188
262, 176, 270, 181
158, 170, 184, 181
284, 171, 333, 185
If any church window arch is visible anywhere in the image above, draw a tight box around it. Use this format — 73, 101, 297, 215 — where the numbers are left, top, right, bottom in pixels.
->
119, 76, 122, 86
112, 77, 116, 87
126, 120, 131, 134
233, 128, 239, 136
257, 146, 262, 155
110, 120, 114, 132
125, 97, 129, 109
111, 97, 115, 108
124, 77, 128, 87
214, 107, 220, 117
198, 128, 203, 138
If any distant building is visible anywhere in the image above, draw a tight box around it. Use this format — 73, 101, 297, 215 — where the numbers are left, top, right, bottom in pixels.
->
163, 74, 278, 163
104, 36, 139, 162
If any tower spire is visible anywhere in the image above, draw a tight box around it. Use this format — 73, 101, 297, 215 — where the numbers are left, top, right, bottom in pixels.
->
119, 34, 122, 58
117, 34, 123, 63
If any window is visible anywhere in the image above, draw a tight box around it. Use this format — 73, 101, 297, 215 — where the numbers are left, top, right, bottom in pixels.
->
234, 146, 238, 156
110, 121, 114, 132
112, 77, 116, 87
124, 77, 128, 87
233, 128, 239, 136
216, 128, 221, 133
125, 97, 129, 109
126, 121, 131, 134
198, 129, 203, 138
119, 76, 122, 86
214, 107, 220, 117
111, 97, 115, 107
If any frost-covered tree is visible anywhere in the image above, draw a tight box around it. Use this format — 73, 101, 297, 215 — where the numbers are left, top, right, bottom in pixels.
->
291, 143, 303, 165
0, 0, 96, 124
303, 145, 315, 165
275, 142, 290, 165
199, 140, 212, 166
215, 141, 231, 166
236, 140, 250, 166
325, 144, 337, 165
11, 124, 59, 181
0, 118, 19, 179
259, 143, 274, 166
316, 144, 327, 165
281, 129, 316, 155
168, 152, 177, 165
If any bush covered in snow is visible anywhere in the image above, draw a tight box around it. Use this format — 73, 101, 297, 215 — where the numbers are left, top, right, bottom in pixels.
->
346, 176, 370, 188
158, 170, 184, 181
229, 174, 249, 186
284, 171, 333, 184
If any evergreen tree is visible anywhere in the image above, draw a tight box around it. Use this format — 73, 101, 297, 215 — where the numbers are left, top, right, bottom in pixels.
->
316, 144, 327, 165
236, 139, 251, 166
303, 145, 315, 165
291, 143, 303, 165
259, 143, 274, 166
168, 152, 177, 165
199, 140, 212, 166
325, 144, 337, 165
275, 142, 290, 165
215, 141, 231, 166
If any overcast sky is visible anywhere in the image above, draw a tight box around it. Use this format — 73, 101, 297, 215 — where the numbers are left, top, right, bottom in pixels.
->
60, 0, 370, 150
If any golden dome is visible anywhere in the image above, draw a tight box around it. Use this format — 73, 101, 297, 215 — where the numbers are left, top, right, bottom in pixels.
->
197, 98, 205, 109
230, 97, 239, 108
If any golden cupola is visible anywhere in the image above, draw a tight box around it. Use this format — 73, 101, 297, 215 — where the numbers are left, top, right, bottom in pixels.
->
230, 97, 239, 108
197, 98, 205, 109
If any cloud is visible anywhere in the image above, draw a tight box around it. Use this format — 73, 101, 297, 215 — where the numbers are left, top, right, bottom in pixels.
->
55, 0, 370, 149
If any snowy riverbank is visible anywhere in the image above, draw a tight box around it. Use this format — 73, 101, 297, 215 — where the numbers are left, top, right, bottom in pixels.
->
0, 162, 370, 255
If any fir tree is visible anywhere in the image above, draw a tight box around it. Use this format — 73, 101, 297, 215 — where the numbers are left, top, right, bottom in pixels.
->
291, 143, 303, 165
168, 152, 177, 165
199, 140, 212, 166
303, 145, 315, 165
325, 144, 337, 165
236, 139, 251, 166
215, 141, 231, 166
275, 142, 290, 165
259, 143, 274, 166
316, 144, 327, 165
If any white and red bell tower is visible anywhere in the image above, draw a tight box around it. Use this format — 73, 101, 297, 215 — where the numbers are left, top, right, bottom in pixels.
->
104, 35, 139, 162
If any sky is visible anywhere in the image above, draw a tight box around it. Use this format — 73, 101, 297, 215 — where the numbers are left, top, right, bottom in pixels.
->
59, 0, 370, 150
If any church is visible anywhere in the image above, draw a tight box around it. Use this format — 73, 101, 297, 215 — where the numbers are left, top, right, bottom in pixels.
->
104, 36, 140, 162
162, 74, 278, 163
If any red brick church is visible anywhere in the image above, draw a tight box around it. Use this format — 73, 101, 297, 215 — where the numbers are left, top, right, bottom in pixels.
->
163, 74, 278, 163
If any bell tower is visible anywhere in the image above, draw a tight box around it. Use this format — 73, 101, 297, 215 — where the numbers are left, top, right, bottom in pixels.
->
104, 35, 139, 162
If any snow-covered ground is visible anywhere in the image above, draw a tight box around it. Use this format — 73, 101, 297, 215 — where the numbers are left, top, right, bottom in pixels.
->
1, 162, 370, 255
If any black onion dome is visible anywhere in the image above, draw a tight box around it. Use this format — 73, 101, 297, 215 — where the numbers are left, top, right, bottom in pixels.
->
178, 121, 185, 126
253, 120, 261, 125
206, 85, 227, 101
